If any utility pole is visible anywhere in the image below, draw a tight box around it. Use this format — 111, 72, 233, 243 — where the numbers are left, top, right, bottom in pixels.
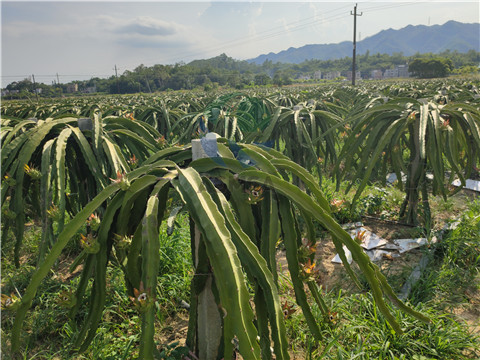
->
56, 73, 61, 94
351, 3, 362, 86
114, 64, 120, 93
32, 74, 39, 102
144, 74, 152, 93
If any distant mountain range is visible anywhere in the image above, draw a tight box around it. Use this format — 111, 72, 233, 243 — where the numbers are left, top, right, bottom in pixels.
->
248, 21, 480, 65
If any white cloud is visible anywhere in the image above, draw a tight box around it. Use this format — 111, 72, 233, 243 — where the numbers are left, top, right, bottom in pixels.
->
1, 1, 479, 87
254, 3, 264, 17
113, 17, 180, 36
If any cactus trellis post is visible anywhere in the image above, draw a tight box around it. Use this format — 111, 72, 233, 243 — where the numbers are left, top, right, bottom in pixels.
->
77, 118, 93, 131
190, 133, 223, 359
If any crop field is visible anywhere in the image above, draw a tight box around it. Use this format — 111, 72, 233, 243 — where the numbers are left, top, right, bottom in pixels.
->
1, 78, 480, 359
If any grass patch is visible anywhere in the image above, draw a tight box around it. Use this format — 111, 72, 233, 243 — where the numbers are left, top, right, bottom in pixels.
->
410, 200, 480, 309
282, 289, 479, 359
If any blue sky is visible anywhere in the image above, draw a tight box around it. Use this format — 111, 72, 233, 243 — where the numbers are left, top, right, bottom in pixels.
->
1, 1, 479, 87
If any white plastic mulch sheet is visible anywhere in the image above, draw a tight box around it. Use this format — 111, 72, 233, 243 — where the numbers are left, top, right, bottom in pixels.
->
352, 227, 388, 250
332, 228, 429, 265
386, 172, 406, 184
393, 238, 428, 253
331, 245, 353, 265
331, 227, 388, 264
451, 179, 480, 192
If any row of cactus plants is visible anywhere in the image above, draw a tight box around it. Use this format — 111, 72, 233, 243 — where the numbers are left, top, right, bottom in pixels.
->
335, 98, 480, 226
2, 78, 479, 357
1, 113, 164, 267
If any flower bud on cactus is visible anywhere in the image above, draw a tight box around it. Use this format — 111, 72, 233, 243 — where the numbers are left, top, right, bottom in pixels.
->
24, 164, 41, 180
129, 282, 154, 313
57, 289, 77, 309
87, 213, 101, 231
1, 293, 21, 311
80, 234, 100, 254
110, 171, 130, 191
113, 233, 132, 250
3, 173, 16, 187
47, 204, 62, 222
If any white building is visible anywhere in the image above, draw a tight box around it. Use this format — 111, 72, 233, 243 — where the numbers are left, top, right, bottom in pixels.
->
66, 84, 78, 93
324, 71, 341, 80
313, 71, 322, 80
347, 71, 362, 81
371, 69, 383, 79
397, 65, 410, 78
383, 68, 398, 78
384, 65, 410, 79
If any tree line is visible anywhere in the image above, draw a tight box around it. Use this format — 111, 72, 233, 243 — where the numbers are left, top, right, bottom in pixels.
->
3, 50, 479, 98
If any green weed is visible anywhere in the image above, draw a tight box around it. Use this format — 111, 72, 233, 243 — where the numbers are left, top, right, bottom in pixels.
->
410, 200, 480, 307
284, 291, 479, 359
1, 212, 193, 359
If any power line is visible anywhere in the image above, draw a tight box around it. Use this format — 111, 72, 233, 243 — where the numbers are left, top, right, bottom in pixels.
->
118, 1, 420, 70
360, 2, 426, 13
120, 2, 421, 70
1, 74, 111, 78
2, 2, 424, 85
118, 4, 353, 69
